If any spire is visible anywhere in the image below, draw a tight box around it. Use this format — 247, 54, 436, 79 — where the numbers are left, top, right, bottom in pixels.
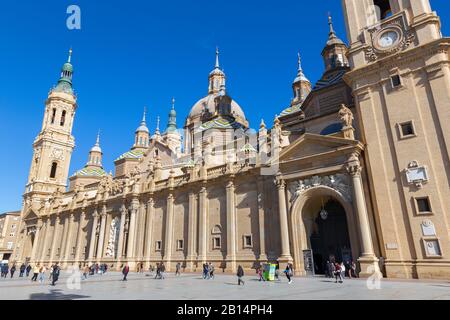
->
155, 116, 161, 135
328, 13, 336, 38
68, 47, 73, 63
293, 51, 309, 84
136, 107, 149, 133
88, 130, 102, 167
53, 48, 74, 95
297, 52, 303, 73
208, 47, 226, 94
166, 98, 177, 133
215, 47, 220, 69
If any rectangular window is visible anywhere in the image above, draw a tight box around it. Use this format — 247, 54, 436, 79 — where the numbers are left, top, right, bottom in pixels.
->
398, 121, 416, 139
391, 75, 402, 88
60, 110, 66, 126
177, 240, 184, 250
155, 241, 162, 251
51, 108, 56, 124
416, 197, 432, 214
244, 235, 253, 248
213, 236, 221, 249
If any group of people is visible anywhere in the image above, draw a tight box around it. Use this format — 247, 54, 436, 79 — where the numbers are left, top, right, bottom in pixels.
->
325, 260, 357, 283
254, 263, 294, 284
202, 263, 215, 280
1, 263, 61, 285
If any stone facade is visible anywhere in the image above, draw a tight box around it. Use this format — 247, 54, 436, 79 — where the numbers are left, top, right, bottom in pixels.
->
0, 212, 21, 262
11, 0, 450, 279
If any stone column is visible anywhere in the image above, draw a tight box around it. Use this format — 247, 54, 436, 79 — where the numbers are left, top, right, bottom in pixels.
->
186, 192, 197, 271
144, 198, 154, 267
58, 216, 68, 263
75, 209, 86, 263
117, 204, 127, 263
88, 210, 99, 263
50, 216, 61, 262
136, 202, 146, 261
96, 205, 107, 261
63, 212, 76, 265
126, 199, 139, 260
346, 153, 380, 277
198, 186, 208, 264
164, 193, 175, 271
276, 175, 293, 263
38, 217, 50, 263
257, 177, 268, 262
226, 179, 237, 273
30, 219, 43, 263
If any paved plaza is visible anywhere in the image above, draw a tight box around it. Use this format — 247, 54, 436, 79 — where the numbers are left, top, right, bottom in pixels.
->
0, 271, 449, 300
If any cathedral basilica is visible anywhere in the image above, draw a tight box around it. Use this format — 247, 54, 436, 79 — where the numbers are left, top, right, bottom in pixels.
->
12, 0, 450, 279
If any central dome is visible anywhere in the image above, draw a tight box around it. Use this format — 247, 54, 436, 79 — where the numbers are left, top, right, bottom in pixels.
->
186, 93, 247, 126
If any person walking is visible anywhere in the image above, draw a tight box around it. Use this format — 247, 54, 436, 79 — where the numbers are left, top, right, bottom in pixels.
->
257, 266, 265, 282
31, 264, 40, 282
175, 262, 181, 276
237, 265, 245, 285
38, 265, 47, 284
10, 264, 16, 278
25, 264, 32, 277
51, 264, 60, 286
351, 261, 357, 278
122, 263, 130, 281
48, 265, 54, 281
209, 263, 215, 280
154, 263, 161, 279
334, 262, 343, 283
340, 262, 346, 280
82, 265, 89, 280
19, 263, 26, 277
160, 263, 166, 279
284, 264, 293, 284
1, 264, 9, 278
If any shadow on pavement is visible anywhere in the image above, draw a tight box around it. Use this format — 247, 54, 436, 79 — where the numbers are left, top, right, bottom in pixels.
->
29, 289, 90, 300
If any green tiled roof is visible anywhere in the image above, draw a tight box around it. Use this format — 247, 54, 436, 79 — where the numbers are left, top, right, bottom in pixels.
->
73, 167, 106, 177
240, 143, 257, 153
115, 149, 145, 161
199, 117, 243, 131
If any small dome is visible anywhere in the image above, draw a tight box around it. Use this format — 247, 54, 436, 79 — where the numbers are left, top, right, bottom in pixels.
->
136, 125, 149, 133
186, 93, 246, 124
62, 62, 73, 73
209, 67, 225, 77
90, 145, 102, 153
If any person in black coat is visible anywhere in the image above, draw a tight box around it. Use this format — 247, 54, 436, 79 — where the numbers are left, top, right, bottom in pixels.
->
26, 264, 32, 277
122, 264, 130, 281
237, 265, 245, 285
51, 264, 60, 286
19, 264, 26, 277
10, 265, 16, 278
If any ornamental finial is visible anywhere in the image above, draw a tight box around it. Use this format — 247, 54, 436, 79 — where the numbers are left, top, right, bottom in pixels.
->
215, 47, 220, 69
328, 13, 336, 37
68, 47, 73, 63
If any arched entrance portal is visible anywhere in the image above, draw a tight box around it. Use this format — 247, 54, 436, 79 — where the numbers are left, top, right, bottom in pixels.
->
308, 199, 352, 274
290, 186, 360, 276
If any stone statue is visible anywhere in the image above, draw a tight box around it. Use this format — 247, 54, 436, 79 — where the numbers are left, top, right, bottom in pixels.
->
339, 104, 355, 140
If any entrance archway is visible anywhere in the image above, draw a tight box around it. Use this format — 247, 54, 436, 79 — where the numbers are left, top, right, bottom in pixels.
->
308, 199, 351, 274
290, 186, 360, 276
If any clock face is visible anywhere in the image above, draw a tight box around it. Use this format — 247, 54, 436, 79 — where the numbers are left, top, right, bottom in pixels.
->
378, 30, 399, 48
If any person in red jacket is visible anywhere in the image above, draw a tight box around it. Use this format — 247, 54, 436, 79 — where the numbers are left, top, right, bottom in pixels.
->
122, 264, 130, 281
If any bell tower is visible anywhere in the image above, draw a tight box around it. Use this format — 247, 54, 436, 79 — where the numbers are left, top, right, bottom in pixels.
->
342, 0, 450, 279
25, 49, 77, 202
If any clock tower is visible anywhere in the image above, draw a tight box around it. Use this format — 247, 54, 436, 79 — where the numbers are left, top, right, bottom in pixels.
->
342, 0, 450, 278
25, 49, 77, 208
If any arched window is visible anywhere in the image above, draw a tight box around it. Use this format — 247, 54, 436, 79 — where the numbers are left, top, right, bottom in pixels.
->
60, 110, 66, 126
139, 137, 143, 146
50, 162, 58, 179
51, 108, 56, 124
374, 0, 392, 21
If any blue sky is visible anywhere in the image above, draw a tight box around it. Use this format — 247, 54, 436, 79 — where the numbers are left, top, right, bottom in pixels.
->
0, 0, 449, 212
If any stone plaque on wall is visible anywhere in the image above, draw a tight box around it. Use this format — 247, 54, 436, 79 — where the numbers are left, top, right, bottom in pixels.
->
421, 220, 436, 236
424, 240, 442, 257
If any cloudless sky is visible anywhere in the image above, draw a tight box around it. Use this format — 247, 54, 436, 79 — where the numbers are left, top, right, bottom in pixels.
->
0, 0, 449, 212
